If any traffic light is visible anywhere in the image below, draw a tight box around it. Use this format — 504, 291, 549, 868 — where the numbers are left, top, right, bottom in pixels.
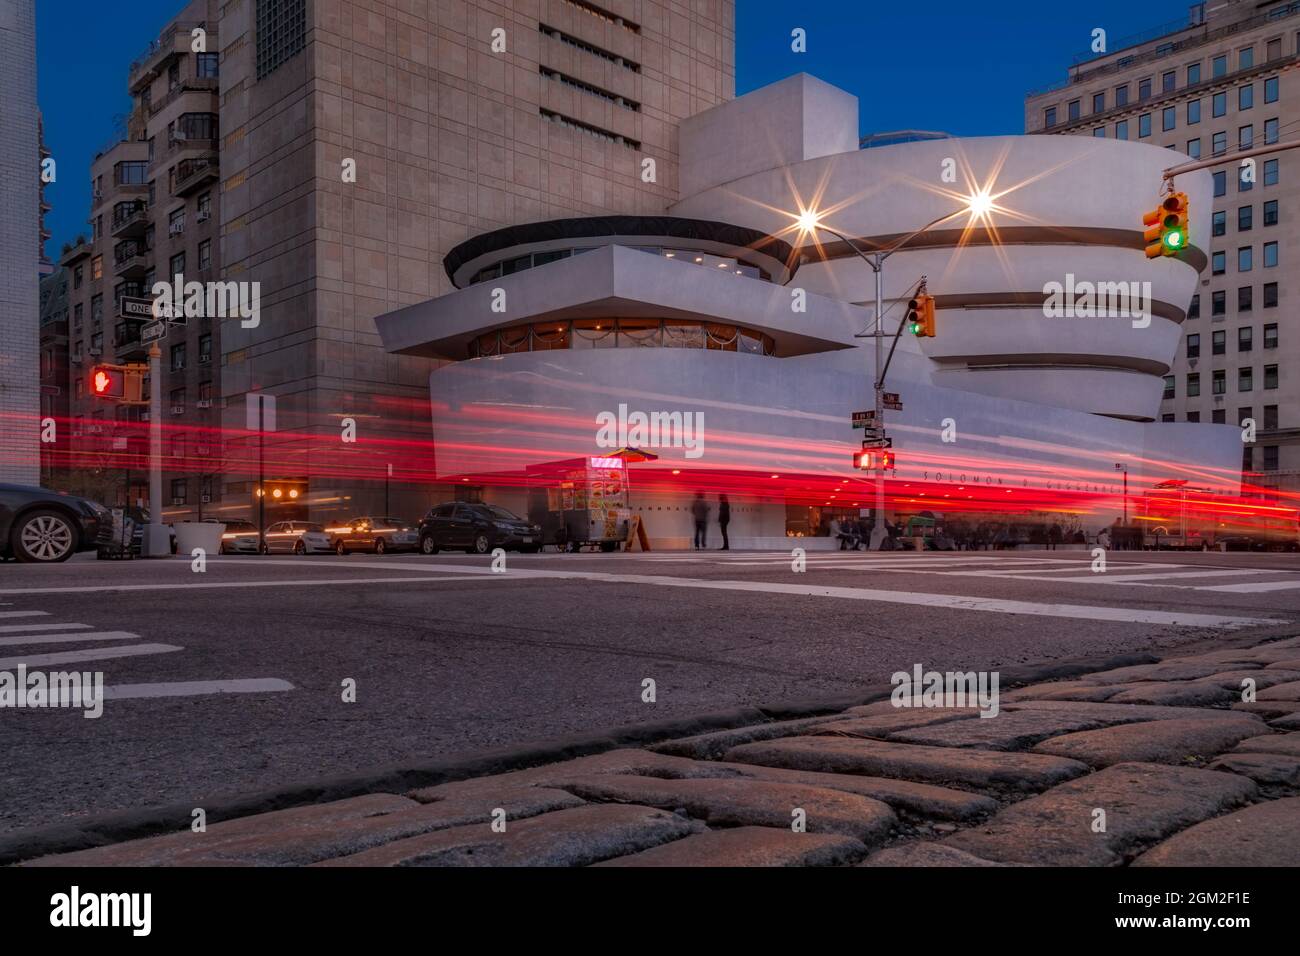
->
853, 447, 896, 470
1144, 192, 1189, 258
258, 479, 308, 504
90, 366, 125, 399
881, 448, 896, 470
907, 293, 936, 337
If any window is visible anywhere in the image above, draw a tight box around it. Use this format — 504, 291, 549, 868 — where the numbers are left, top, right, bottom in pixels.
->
1188, 63, 1202, 85
170, 251, 185, 276
1162, 106, 1176, 131
1212, 130, 1227, 155
1268, 37, 1283, 61
1139, 77, 1152, 100
1239, 287, 1253, 312
256, 0, 308, 80
1187, 333, 1201, 357
1239, 367, 1254, 392
1264, 199, 1278, 225
169, 387, 186, 410
169, 432, 185, 459
199, 333, 212, 362
170, 342, 186, 371
1212, 290, 1226, 315
1093, 127, 1105, 138
1239, 247, 1253, 271
1240, 46, 1254, 69
1264, 241, 1278, 267
1213, 369, 1226, 394
73, 265, 83, 289
114, 161, 147, 185
1264, 446, 1280, 471
1213, 409, 1226, 424
90, 294, 102, 325
169, 206, 184, 232
199, 380, 213, 402
1264, 322, 1278, 347
1264, 283, 1278, 308
1139, 113, 1152, 137
1265, 76, 1279, 102
1239, 407, 1253, 429
1188, 294, 1200, 318
91, 255, 103, 281
196, 52, 219, 78
1187, 98, 1201, 124
1239, 84, 1254, 110
170, 479, 188, 503
198, 239, 211, 271
1264, 364, 1278, 389
1163, 375, 1176, 400
1240, 124, 1254, 149
1213, 251, 1226, 274
1265, 117, 1279, 144
1213, 330, 1226, 354
73, 303, 83, 328
1115, 84, 1129, 107
1187, 137, 1201, 158
1093, 92, 1105, 113
1212, 91, 1226, 117
1238, 324, 1255, 353
1187, 372, 1201, 396
1264, 404, 1279, 429
1239, 205, 1253, 231
197, 192, 212, 217
1212, 55, 1227, 77
1162, 413, 1176, 423
1163, 70, 1176, 92
1068, 100, 1080, 121
1213, 210, 1226, 236
1213, 170, 1226, 196
1116, 119, 1129, 140
1264, 159, 1279, 185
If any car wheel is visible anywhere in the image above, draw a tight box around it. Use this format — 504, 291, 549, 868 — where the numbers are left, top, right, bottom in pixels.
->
336, 541, 347, 556
374, 538, 386, 555
259, 542, 270, 555
294, 541, 306, 555
420, 534, 438, 555
12, 510, 77, 563
472, 533, 491, 554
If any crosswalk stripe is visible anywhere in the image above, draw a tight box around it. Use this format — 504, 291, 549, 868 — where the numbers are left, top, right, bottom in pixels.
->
1015, 569, 1290, 585
1193, 580, 1300, 593
0, 610, 48, 620
0, 631, 144, 648
0, 644, 184, 669
102, 678, 296, 700
0, 622, 92, 634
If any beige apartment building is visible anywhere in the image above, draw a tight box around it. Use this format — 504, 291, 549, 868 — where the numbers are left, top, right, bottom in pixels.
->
1026, 0, 1300, 494
60, 0, 224, 513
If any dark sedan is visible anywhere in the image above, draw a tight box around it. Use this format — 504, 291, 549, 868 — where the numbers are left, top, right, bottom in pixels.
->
418, 502, 541, 555
0, 483, 112, 563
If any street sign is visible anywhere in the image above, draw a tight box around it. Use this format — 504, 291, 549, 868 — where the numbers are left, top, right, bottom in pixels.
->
140, 320, 168, 343
882, 391, 903, 411
851, 410, 877, 429
119, 296, 155, 320
862, 436, 893, 449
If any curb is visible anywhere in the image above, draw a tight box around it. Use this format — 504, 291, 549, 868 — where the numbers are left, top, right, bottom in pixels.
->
0, 649, 1167, 865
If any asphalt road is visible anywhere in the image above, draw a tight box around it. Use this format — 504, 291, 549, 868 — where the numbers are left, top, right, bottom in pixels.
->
1, 546, 1297, 834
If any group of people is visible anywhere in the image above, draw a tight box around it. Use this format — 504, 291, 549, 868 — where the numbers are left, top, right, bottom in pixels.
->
691, 493, 730, 550
828, 516, 874, 550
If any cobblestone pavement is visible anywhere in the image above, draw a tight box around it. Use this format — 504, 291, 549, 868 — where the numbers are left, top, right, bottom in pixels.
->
16, 634, 1300, 867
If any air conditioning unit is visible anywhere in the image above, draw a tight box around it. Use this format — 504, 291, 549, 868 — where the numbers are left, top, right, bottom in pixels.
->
196, 211, 211, 223
196, 445, 211, 456
88, 347, 102, 356
200, 495, 211, 504
196, 399, 212, 409
139, 410, 151, 421
1189, 358, 1198, 368
198, 354, 211, 364
92, 190, 103, 201
170, 405, 185, 415
171, 497, 185, 506
85, 424, 104, 434
169, 221, 184, 236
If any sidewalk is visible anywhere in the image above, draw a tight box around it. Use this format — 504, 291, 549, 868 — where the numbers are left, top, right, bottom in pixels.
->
12, 636, 1300, 867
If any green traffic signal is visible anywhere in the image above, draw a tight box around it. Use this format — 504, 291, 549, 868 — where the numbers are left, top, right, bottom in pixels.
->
1162, 228, 1186, 251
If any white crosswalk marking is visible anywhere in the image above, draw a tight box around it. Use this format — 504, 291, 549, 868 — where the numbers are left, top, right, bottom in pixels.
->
0, 630, 150, 648
0, 622, 92, 634
0, 643, 184, 670
0, 610, 48, 619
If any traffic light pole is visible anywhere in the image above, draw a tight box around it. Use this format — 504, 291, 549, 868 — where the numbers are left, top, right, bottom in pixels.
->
141, 341, 170, 557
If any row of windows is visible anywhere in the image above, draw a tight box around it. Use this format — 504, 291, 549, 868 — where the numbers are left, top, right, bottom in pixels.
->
1210, 242, 1280, 274
539, 108, 640, 148
1186, 324, 1280, 357
540, 66, 640, 111
1091, 111, 1280, 147
469, 320, 777, 359
1164, 366, 1281, 397
539, 24, 640, 72
1212, 201, 1280, 234
1164, 406, 1280, 427
1045, 31, 1294, 127
1189, 282, 1280, 318
470, 246, 770, 284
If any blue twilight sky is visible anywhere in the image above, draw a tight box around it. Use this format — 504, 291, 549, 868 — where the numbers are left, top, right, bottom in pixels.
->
38, 0, 1191, 260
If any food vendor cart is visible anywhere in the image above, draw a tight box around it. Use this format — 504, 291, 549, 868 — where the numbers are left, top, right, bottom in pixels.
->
525, 450, 654, 551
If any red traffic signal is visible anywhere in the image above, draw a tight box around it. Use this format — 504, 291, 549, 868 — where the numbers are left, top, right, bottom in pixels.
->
853, 448, 897, 471
90, 366, 125, 398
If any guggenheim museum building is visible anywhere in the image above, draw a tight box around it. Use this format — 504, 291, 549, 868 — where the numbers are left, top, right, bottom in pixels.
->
376, 74, 1238, 549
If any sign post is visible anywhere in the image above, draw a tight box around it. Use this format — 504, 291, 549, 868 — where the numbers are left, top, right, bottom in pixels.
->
247, 393, 277, 548
140, 341, 170, 557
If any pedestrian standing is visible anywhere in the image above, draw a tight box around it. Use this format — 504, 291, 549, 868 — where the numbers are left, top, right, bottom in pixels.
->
718, 494, 731, 550
691, 492, 710, 550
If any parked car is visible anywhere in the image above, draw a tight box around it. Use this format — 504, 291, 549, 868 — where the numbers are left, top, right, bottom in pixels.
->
208, 518, 260, 554
418, 502, 542, 555
263, 521, 333, 554
329, 516, 419, 555
0, 483, 112, 563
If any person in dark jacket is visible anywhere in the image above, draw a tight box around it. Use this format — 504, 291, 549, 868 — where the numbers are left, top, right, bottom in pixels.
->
717, 494, 731, 550
691, 492, 710, 550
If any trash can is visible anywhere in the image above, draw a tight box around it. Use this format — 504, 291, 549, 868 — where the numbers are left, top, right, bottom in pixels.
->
174, 522, 225, 557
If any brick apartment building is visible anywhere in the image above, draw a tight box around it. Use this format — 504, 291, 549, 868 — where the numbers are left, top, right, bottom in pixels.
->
1026, 0, 1300, 494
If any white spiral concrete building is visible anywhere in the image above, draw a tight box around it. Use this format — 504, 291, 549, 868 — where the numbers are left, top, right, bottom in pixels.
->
377, 74, 1243, 548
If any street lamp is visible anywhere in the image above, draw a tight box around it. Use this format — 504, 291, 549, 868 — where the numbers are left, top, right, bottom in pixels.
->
797, 192, 990, 549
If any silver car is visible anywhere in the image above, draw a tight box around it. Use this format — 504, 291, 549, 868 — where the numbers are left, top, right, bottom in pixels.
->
263, 520, 333, 555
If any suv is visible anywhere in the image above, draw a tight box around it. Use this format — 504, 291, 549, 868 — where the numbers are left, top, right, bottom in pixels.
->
418, 503, 541, 555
